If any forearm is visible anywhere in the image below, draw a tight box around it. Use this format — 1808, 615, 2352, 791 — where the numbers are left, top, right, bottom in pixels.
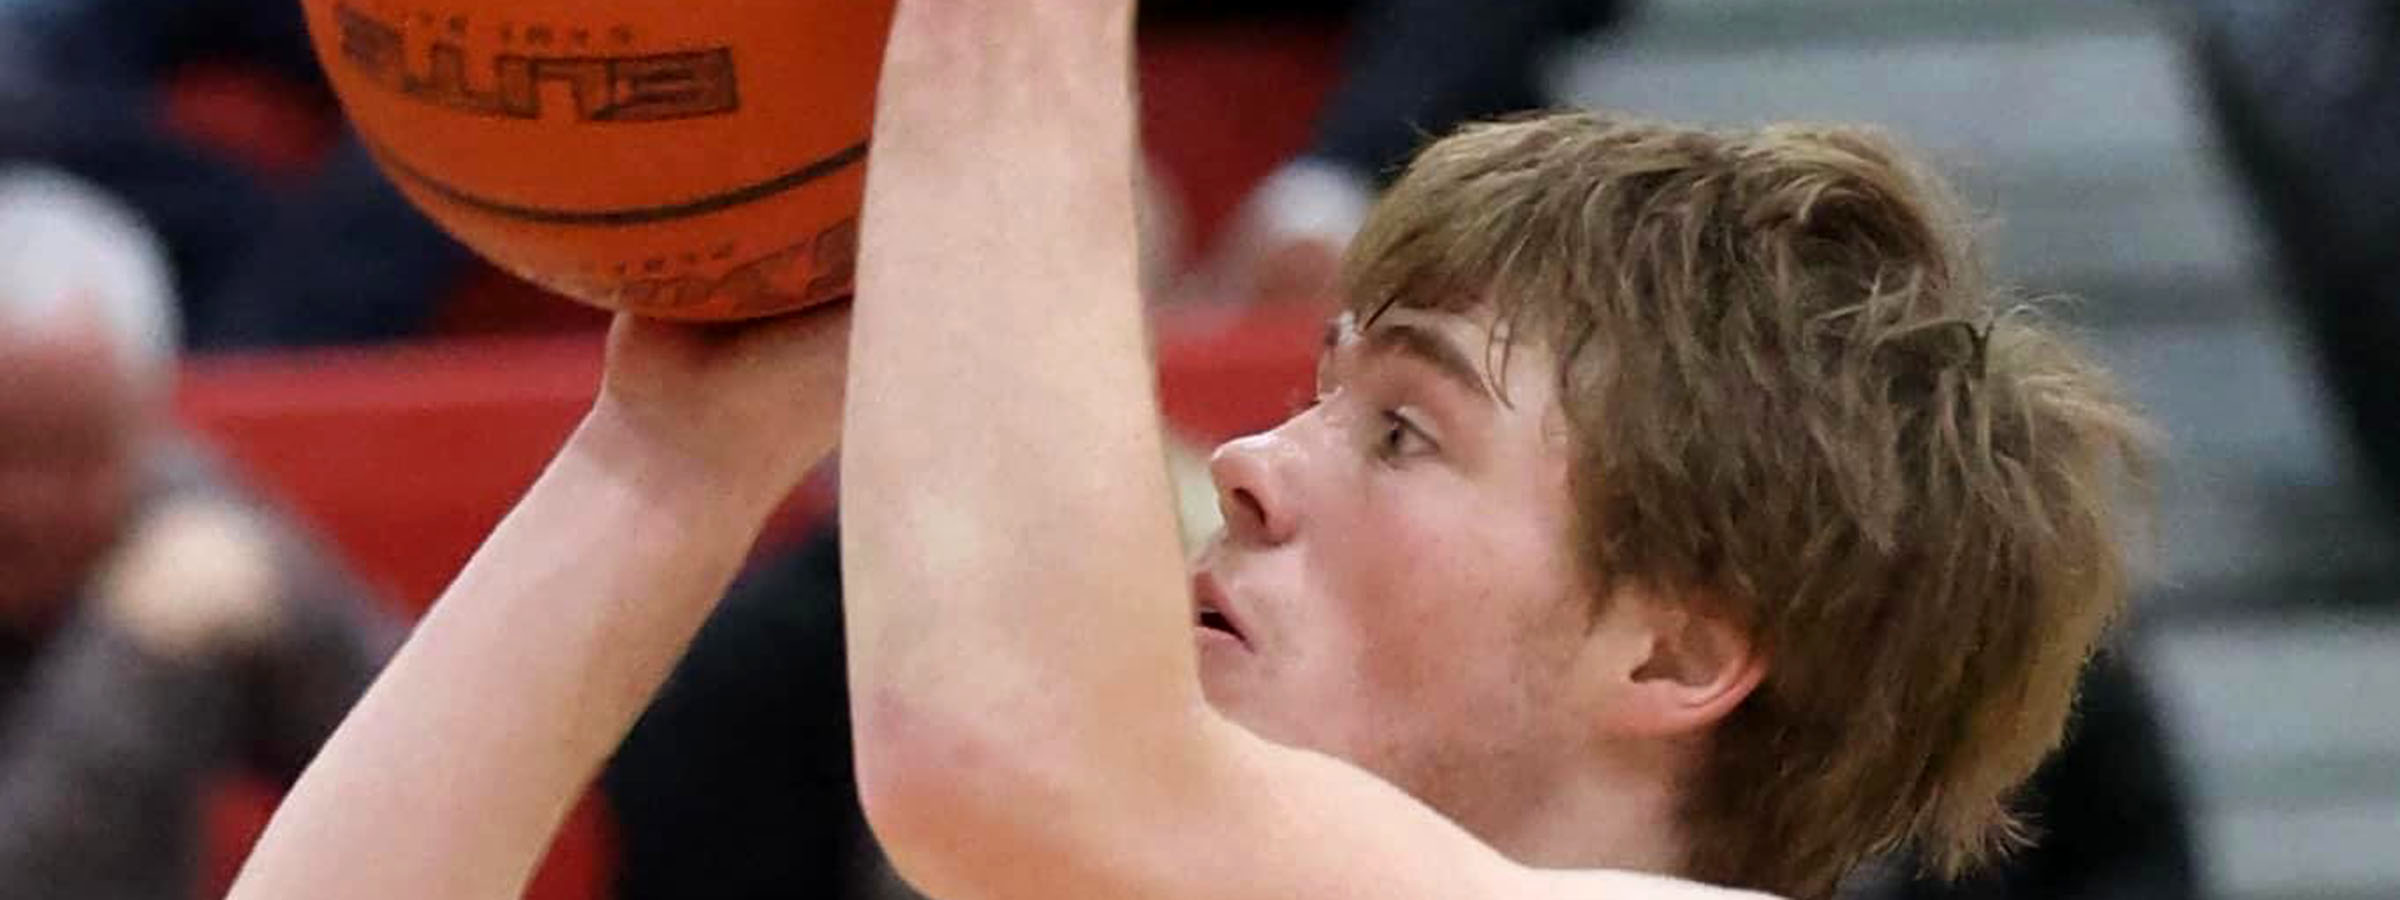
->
229, 409, 806, 900
845, 0, 1193, 741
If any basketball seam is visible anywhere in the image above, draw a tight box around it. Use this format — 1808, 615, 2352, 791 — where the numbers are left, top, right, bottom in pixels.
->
363, 137, 869, 227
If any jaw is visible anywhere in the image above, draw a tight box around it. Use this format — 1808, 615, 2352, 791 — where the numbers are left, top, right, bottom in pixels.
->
1192, 646, 1322, 757
1193, 638, 1250, 714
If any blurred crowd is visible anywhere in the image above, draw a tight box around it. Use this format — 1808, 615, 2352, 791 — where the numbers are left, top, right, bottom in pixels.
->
0, 166, 394, 895
2, 0, 2393, 897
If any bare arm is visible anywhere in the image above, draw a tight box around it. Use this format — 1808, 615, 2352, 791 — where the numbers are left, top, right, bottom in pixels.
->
840, 2, 1204, 888
842, 4, 1757, 900
228, 313, 849, 900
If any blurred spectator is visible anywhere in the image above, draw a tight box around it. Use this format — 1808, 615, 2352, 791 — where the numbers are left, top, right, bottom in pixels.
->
2173, 0, 2400, 520
1162, 0, 1628, 307
0, 0, 470, 349
0, 166, 397, 896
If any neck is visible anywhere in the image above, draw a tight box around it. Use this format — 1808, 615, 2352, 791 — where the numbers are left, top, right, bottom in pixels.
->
1484, 753, 1688, 875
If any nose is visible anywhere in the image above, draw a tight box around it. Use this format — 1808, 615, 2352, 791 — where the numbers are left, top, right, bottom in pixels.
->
1208, 431, 1299, 546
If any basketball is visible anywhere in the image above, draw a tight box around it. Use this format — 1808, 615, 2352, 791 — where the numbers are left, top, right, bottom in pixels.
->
301, 0, 893, 320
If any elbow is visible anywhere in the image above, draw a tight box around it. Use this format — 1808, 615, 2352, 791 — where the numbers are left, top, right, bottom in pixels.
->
851, 660, 1220, 894
852, 686, 981, 844
853, 682, 1214, 895
852, 687, 1064, 895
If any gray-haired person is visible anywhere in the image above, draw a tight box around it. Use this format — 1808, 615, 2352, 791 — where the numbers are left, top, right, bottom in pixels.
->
0, 166, 397, 898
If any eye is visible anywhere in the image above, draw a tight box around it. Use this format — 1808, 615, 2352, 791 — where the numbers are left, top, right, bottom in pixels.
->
1375, 411, 1435, 461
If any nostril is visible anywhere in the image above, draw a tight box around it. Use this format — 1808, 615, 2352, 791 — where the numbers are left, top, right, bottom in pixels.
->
1230, 486, 1267, 532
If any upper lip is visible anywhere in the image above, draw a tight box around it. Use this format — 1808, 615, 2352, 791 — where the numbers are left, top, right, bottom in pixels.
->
1190, 570, 1251, 648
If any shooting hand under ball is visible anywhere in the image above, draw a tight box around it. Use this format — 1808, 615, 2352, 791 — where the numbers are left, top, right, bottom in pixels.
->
584, 305, 853, 506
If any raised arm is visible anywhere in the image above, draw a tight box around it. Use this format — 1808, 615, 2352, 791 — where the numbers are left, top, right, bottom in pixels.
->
839, 0, 1190, 796
840, 6, 1756, 900
839, 5, 1200, 889
228, 313, 849, 900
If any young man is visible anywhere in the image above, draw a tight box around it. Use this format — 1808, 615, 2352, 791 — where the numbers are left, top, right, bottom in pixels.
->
228, 2, 2149, 899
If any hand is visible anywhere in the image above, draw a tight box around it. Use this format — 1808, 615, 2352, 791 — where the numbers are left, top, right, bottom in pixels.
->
585, 303, 853, 499
98, 498, 284, 664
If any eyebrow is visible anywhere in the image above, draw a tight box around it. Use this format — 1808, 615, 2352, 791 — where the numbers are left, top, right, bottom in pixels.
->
1358, 322, 1499, 404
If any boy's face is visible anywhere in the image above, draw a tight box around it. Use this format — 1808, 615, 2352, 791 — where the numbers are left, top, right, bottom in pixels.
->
1192, 307, 1604, 831
0, 332, 141, 631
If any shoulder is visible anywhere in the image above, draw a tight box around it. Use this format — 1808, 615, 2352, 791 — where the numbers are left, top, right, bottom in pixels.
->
1522, 867, 1785, 900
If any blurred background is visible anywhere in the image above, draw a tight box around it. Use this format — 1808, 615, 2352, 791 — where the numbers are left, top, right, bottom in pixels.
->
1, 0, 2393, 898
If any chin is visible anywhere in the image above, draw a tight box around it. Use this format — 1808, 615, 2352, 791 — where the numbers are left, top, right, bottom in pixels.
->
1194, 651, 1241, 711
1194, 658, 1281, 738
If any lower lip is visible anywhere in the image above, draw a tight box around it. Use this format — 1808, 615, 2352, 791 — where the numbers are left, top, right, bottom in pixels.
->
1195, 624, 1248, 652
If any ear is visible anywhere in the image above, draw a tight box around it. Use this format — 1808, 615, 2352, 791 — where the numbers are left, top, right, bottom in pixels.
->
1591, 588, 1766, 739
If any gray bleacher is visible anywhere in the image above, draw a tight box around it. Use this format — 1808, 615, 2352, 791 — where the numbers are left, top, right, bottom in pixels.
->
1548, 2, 2400, 897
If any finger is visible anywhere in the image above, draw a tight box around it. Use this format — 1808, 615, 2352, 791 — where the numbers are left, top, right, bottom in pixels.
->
739, 298, 855, 354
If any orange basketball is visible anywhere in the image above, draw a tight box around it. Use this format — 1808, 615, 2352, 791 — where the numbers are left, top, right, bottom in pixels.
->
302, 0, 894, 320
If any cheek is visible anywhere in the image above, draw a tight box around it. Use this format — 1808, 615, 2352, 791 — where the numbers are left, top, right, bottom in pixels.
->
0, 465, 131, 550
0, 474, 125, 624
1314, 463, 1585, 685
1332, 469, 1568, 611
1311, 485, 1537, 690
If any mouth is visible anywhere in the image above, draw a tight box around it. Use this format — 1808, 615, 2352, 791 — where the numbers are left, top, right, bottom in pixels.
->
1191, 572, 1250, 649
1197, 608, 1239, 635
